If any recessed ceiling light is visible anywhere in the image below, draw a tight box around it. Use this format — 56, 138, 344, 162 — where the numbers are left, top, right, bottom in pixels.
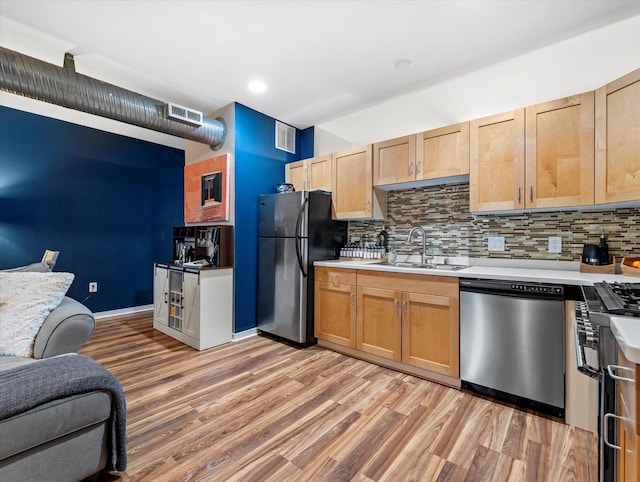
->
395, 59, 412, 71
249, 80, 267, 93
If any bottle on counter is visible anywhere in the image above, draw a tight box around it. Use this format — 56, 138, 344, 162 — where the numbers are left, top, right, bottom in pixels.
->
378, 226, 389, 252
599, 229, 609, 265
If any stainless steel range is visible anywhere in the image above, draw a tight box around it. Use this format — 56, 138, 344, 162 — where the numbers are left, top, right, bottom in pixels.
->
574, 281, 640, 482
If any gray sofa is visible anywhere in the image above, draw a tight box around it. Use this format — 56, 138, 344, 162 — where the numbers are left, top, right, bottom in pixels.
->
0, 296, 117, 482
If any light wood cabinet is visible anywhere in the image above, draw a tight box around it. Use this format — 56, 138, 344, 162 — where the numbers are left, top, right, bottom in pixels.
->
285, 155, 332, 192
614, 346, 639, 482
331, 144, 386, 219
153, 265, 169, 326
314, 267, 357, 348
416, 122, 470, 180
595, 68, 640, 204
356, 270, 459, 377
471, 93, 596, 212
285, 160, 306, 192
470, 109, 526, 212
373, 135, 416, 186
401, 290, 459, 377
525, 92, 595, 208
356, 285, 402, 360
373, 125, 470, 187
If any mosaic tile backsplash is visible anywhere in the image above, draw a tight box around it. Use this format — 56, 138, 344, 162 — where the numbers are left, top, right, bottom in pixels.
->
348, 183, 639, 262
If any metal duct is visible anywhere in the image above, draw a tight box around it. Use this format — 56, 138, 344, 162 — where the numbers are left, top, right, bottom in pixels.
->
0, 46, 226, 150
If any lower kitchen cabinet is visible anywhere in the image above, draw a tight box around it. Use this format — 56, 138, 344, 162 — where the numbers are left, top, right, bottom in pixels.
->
614, 347, 639, 482
356, 286, 402, 360
153, 263, 233, 350
314, 267, 357, 348
315, 267, 460, 382
401, 290, 459, 377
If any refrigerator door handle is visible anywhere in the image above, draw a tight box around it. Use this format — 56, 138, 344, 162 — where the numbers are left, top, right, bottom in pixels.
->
295, 196, 308, 278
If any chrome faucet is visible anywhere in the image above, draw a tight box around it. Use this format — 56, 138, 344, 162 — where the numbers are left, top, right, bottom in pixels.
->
407, 226, 428, 265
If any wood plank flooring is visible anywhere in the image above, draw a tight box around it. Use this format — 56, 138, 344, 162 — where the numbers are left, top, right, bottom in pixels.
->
81, 312, 598, 482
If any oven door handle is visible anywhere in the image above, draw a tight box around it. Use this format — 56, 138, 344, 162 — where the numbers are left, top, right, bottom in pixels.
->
607, 364, 635, 383
603, 413, 630, 451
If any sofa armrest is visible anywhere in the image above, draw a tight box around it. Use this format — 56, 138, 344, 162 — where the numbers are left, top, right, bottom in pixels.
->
33, 297, 96, 359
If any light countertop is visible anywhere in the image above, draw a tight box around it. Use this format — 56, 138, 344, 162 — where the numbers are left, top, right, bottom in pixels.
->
315, 257, 640, 362
611, 316, 640, 364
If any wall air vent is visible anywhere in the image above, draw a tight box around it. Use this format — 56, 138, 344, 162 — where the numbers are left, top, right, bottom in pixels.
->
275, 120, 296, 154
165, 103, 204, 127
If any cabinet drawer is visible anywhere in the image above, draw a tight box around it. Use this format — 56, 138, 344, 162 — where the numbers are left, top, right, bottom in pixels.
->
315, 266, 357, 285
356, 270, 458, 298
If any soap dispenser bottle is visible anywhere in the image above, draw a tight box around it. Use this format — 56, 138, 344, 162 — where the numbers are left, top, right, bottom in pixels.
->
599, 229, 609, 265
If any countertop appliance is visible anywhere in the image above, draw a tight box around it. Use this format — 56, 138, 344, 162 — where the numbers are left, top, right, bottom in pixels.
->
460, 278, 565, 418
257, 191, 347, 345
575, 281, 640, 482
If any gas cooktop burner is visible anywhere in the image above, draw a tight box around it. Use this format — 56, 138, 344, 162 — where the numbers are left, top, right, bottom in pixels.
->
594, 281, 640, 316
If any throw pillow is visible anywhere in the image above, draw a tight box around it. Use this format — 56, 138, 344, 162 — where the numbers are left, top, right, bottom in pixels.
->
0, 272, 75, 357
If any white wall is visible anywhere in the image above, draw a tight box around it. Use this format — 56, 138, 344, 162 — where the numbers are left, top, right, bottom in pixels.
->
315, 15, 640, 153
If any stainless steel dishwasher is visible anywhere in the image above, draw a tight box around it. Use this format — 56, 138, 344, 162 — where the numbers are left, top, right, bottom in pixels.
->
459, 278, 565, 418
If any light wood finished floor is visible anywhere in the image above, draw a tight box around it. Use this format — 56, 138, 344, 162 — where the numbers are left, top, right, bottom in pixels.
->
81, 313, 598, 482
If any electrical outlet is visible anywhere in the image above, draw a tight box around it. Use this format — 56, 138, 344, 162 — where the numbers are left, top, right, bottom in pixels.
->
488, 236, 505, 252
548, 236, 562, 253
88, 282, 98, 293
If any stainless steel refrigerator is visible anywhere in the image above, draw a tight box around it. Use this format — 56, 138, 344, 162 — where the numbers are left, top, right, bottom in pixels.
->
257, 191, 347, 345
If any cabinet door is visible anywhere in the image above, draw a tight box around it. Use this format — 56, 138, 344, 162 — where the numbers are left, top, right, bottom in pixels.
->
526, 93, 595, 208
356, 286, 401, 361
308, 155, 332, 192
595, 69, 640, 204
470, 109, 525, 212
285, 160, 307, 191
401, 291, 459, 377
416, 122, 470, 180
315, 281, 356, 347
182, 272, 200, 339
153, 266, 169, 325
332, 144, 374, 219
373, 135, 416, 186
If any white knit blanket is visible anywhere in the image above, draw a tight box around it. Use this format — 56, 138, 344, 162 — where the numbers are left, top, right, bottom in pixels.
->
0, 272, 74, 357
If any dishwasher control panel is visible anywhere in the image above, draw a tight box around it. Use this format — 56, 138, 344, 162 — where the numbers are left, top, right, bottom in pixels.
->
510, 283, 563, 295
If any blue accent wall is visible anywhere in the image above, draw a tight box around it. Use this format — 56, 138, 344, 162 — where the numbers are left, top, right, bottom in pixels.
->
0, 106, 184, 312
299, 126, 315, 159
233, 103, 300, 332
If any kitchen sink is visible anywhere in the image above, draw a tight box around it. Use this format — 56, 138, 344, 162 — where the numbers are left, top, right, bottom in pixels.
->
373, 261, 468, 271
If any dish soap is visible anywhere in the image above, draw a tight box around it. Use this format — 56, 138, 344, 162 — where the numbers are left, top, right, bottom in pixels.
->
599, 229, 609, 265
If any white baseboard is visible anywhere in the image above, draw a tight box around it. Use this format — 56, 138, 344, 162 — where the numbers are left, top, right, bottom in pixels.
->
232, 328, 257, 341
94, 304, 153, 319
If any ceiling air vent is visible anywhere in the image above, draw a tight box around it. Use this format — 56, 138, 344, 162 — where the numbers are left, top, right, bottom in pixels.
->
165, 102, 204, 127
275, 120, 296, 154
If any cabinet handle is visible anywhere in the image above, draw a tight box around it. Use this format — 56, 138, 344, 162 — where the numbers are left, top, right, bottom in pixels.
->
350, 293, 355, 305
366, 200, 371, 212
517, 186, 521, 204
395, 299, 400, 313
164, 292, 168, 304
530, 185, 533, 203
416, 161, 422, 174
607, 364, 635, 383
604, 413, 629, 450
409, 163, 414, 175
403, 301, 408, 315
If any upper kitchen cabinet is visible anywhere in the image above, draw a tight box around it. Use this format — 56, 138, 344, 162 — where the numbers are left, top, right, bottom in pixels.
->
285, 155, 332, 192
373, 135, 416, 185
525, 92, 595, 209
470, 109, 526, 212
332, 144, 387, 219
285, 160, 306, 192
416, 122, 470, 180
595, 69, 640, 204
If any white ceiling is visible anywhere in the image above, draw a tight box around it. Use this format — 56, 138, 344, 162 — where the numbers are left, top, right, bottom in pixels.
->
0, 0, 639, 130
